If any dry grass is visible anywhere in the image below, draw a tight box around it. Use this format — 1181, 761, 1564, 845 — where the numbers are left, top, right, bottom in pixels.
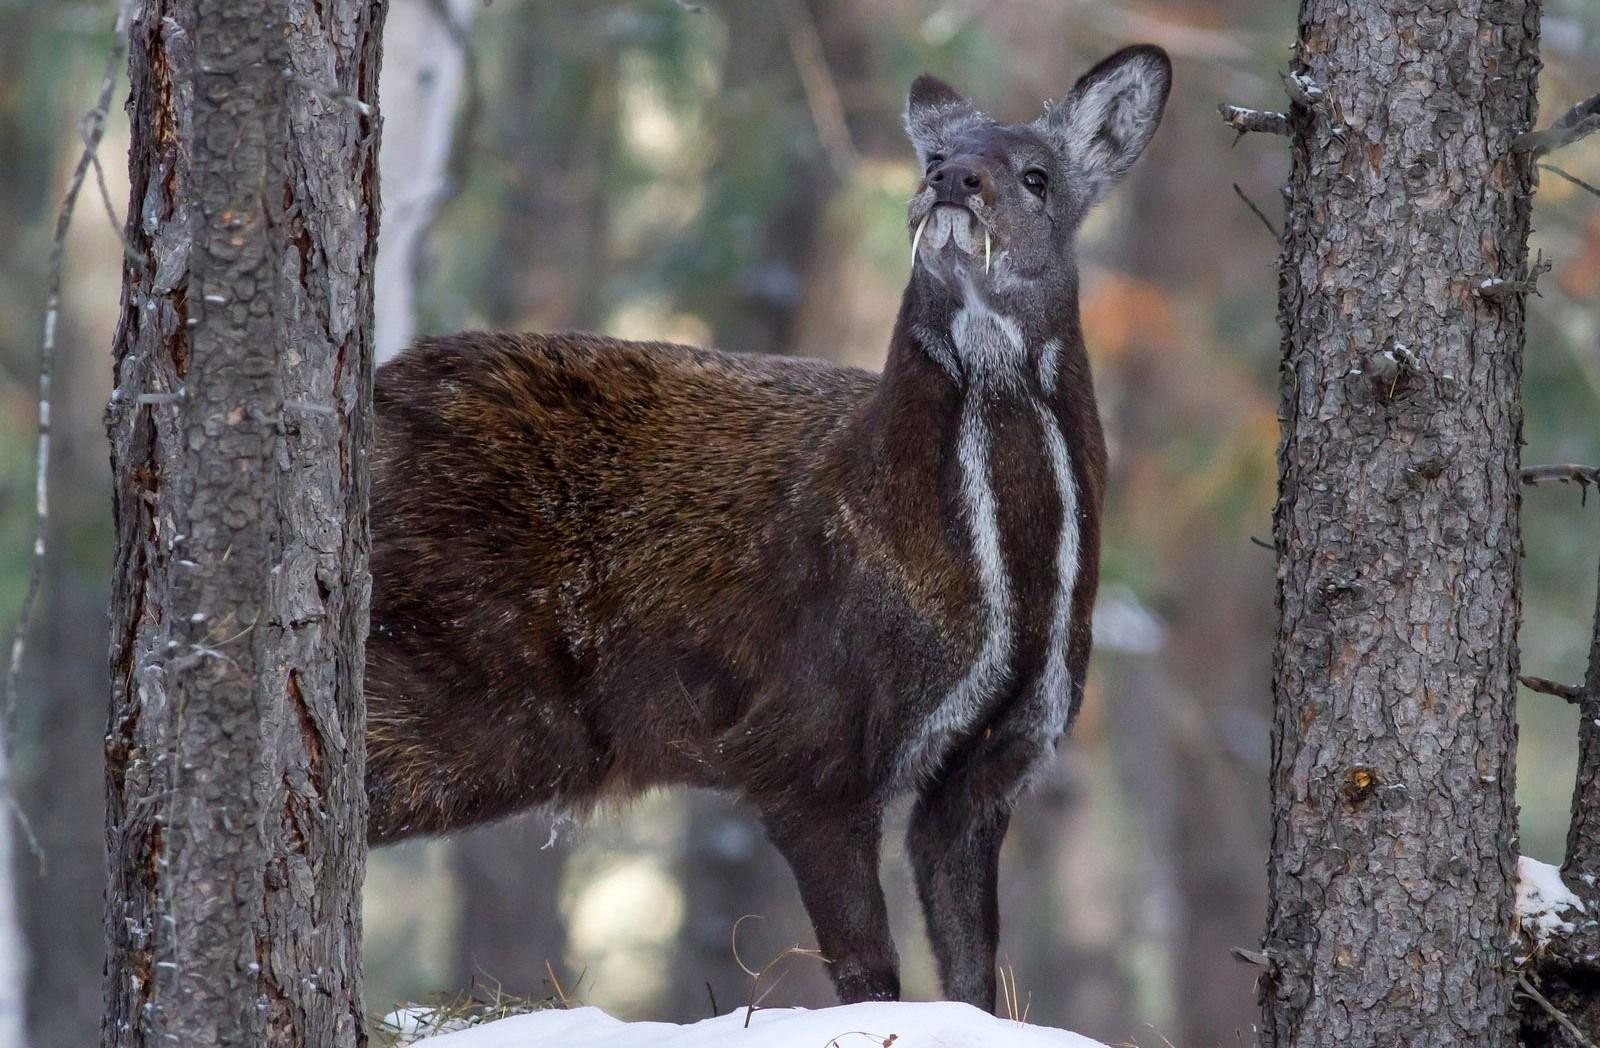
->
370, 966, 578, 1046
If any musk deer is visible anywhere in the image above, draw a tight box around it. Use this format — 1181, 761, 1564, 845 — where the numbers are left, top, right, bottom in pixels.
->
366, 45, 1171, 1011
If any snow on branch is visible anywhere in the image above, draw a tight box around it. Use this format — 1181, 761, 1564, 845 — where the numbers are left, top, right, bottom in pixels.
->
1517, 856, 1589, 949
1218, 103, 1288, 139
1523, 464, 1600, 490
1474, 251, 1552, 303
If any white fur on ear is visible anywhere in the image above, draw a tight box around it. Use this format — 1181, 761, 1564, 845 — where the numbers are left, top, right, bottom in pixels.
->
904, 74, 985, 158
1035, 45, 1171, 205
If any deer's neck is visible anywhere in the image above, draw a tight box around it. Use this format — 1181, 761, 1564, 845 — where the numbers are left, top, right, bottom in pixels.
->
866, 273, 1089, 459
829, 275, 1092, 625
824, 276, 1093, 777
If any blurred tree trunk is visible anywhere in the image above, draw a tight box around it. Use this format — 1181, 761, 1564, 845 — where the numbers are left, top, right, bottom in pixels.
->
18, 315, 110, 1047
0, 752, 21, 1047
665, 1, 859, 1019
479, 5, 616, 332
1520, 550, 1600, 1043
444, 3, 601, 998
1120, 73, 1271, 1047
1263, 2, 1539, 1045
374, 0, 474, 364
451, 817, 568, 999
102, 0, 383, 1044
2, 14, 121, 1047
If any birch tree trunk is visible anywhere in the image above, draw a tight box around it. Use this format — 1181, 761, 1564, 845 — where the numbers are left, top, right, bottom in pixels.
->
102, 0, 384, 1043
0, 743, 23, 1048
1263, 2, 1540, 1045
373, 0, 473, 364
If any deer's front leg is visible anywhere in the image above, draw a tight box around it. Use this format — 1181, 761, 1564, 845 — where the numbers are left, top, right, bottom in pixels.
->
762, 802, 899, 1004
907, 731, 1043, 1010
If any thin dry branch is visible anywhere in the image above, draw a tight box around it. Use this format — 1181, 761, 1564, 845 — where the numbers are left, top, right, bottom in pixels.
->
1543, 163, 1600, 201
1219, 103, 1288, 139
1515, 90, 1600, 157
1518, 973, 1600, 1048
775, 0, 860, 176
1232, 182, 1280, 238
85, 123, 141, 263
730, 914, 826, 1029
3, 0, 134, 871
1521, 675, 1585, 703
1522, 464, 1600, 489
1230, 946, 1273, 969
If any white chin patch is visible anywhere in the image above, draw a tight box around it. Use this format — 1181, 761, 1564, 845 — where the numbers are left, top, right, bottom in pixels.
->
915, 208, 994, 274
928, 208, 978, 255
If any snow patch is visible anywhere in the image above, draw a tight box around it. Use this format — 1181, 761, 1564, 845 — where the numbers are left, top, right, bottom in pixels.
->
1517, 856, 1587, 945
410, 1002, 1110, 1048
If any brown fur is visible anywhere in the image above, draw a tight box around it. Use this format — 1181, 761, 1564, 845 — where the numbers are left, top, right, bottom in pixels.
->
367, 330, 1002, 835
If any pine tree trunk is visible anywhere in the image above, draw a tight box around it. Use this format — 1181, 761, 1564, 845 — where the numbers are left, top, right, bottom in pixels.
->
1263, 2, 1540, 1045
102, 0, 385, 1044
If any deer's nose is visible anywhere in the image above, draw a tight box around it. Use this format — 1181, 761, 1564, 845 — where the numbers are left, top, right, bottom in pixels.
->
928, 160, 985, 203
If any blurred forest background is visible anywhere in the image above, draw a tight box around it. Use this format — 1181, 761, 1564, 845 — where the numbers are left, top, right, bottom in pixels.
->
2, 0, 1598, 1044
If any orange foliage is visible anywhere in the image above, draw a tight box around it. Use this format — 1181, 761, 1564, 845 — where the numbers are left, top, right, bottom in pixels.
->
1557, 212, 1600, 301
1079, 271, 1178, 363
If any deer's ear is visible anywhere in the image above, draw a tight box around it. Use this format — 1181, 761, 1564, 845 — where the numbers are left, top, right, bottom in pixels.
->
1035, 45, 1171, 205
905, 75, 980, 158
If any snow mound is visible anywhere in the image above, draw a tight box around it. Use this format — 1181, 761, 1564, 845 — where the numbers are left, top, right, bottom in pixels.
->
411, 1002, 1109, 1047
1517, 855, 1587, 945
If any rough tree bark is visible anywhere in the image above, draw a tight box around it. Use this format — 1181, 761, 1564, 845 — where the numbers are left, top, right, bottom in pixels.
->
102, 0, 384, 1044
1263, 2, 1540, 1045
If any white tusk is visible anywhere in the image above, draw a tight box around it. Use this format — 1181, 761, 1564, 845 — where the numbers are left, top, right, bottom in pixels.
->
911, 215, 929, 267
984, 231, 992, 274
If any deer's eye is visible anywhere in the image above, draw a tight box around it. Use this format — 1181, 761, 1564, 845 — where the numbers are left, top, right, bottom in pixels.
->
924, 154, 945, 175
1022, 168, 1048, 199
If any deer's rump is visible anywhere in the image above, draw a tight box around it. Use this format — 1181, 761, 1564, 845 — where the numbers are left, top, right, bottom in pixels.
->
362, 331, 970, 843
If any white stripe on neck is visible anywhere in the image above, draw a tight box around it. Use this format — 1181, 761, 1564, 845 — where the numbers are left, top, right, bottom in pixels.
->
1033, 402, 1082, 749
895, 301, 1026, 785
1038, 338, 1062, 391
896, 387, 1013, 785
895, 301, 1084, 790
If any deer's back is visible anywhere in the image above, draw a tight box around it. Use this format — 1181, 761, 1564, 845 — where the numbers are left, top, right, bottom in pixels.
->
365, 332, 912, 838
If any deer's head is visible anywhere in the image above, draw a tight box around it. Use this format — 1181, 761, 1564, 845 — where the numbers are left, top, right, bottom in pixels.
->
905, 45, 1171, 310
